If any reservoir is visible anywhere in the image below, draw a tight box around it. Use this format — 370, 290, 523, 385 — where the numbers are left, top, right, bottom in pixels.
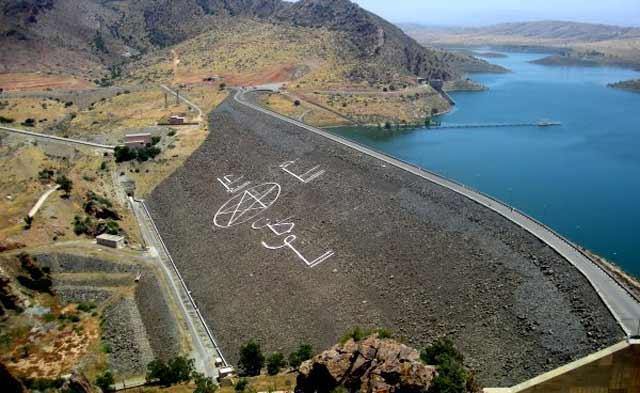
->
331, 52, 640, 276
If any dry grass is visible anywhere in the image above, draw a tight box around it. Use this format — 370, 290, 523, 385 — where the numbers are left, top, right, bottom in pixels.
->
0, 97, 70, 130
0, 141, 139, 247
258, 92, 350, 127
68, 88, 193, 142
4, 314, 100, 379
127, 18, 353, 88
137, 374, 297, 393
297, 87, 449, 125
0, 73, 93, 92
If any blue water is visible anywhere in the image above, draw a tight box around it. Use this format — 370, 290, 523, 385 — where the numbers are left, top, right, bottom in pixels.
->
331, 52, 640, 276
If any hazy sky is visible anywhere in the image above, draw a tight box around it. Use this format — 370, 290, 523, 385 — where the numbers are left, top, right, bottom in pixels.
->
351, 0, 640, 27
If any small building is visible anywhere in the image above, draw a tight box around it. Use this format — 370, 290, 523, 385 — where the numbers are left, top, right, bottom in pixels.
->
417, 77, 427, 85
429, 79, 444, 90
217, 367, 234, 381
96, 234, 125, 249
124, 133, 152, 150
168, 115, 186, 125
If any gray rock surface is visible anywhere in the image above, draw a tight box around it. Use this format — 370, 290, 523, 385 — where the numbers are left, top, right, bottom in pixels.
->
146, 93, 622, 385
102, 297, 155, 377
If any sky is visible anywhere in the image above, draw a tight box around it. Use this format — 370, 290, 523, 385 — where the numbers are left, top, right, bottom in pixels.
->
351, 0, 640, 27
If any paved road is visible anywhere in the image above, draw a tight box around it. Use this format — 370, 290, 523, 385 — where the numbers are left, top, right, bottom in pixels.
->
160, 84, 203, 122
28, 185, 60, 218
234, 88, 640, 337
0, 125, 115, 151
129, 197, 226, 378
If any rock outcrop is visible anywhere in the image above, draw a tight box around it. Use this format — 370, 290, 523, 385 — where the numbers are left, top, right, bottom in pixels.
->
296, 335, 436, 393
0, 362, 27, 393
62, 371, 98, 393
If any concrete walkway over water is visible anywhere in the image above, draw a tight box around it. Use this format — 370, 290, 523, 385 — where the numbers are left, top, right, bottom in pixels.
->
235, 88, 640, 337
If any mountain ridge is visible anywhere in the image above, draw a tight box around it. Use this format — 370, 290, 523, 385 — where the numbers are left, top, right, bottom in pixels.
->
0, 0, 501, 81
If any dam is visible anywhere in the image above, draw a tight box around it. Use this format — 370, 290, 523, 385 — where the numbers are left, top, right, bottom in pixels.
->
145, 89, 625, 386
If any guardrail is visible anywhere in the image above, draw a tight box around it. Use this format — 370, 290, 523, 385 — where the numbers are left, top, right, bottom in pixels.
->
235, 88, 640, 335
135, 198, 229, 368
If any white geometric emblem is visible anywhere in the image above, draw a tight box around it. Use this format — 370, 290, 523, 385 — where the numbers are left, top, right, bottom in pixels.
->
213, 183, 281, 228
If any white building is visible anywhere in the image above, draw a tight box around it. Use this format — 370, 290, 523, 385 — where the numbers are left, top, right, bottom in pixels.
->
96, 233, 125, 249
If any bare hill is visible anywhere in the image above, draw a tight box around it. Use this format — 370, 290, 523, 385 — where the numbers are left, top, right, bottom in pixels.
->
0, 0, 500, 81
402, 21, 640, 69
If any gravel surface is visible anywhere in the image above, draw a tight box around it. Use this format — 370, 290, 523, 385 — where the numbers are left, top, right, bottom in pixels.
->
102, 297, 155, 378
135, 271, 180, 361
147, 94, 623, 386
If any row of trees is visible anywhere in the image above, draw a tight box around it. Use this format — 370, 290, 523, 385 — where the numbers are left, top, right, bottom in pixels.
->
238, 340, 314, 377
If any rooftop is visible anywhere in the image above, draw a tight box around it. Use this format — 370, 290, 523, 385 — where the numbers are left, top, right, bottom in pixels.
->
96, 233, 125, 241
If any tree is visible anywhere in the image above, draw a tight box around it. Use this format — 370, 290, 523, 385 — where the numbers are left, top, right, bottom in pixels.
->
420, 339, 463, 365
288, 343, 313, 369
146, 359, 173, 386
294, 100, 301, 106
219, 83, 227, 91
95, 370, 114, 392
114, 146, 136, 162
55, 175, 73, 197
168, 356, 195, 384
23, 215, 33, 229
266, 352, 286, 375
238, 339, 264, 376
234, 378, 249, 393
193, 373, 217, 393
21, 118, 36, 127
421, 339, 470, 393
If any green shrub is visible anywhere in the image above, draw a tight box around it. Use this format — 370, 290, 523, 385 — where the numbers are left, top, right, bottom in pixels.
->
238, 339, 264, 376
288, 343, 313, 369
77, 301, 96, 313
101, 342, 112, 353
55, 174, 73, 196
146, 356, 195, 387
234, 378, 249, 392
21, 118, 36, 127
421, 339, 472, 393
193, 372, 217, 393
23, 377, 65, 391
0, 115, 15, 123
420, 339, 463, 365
96, 370, 114, 392
266, 352, 286, 375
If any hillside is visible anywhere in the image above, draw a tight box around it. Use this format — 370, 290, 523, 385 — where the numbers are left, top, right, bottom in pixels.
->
0, 0, 500, 82
401, 21, 640, 69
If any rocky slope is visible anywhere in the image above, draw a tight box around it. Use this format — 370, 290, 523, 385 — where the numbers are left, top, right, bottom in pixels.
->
0, 0, 498, 80
296, 335, 438, 393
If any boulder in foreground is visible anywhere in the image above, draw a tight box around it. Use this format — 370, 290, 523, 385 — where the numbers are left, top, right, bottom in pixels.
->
296, 335, 437, 393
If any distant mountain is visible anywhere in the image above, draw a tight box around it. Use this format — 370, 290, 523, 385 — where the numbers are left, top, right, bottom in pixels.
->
457, 21, 640, 42
401, 20, 640, 70
0, 0, 501, 81
402, 21, 640, 44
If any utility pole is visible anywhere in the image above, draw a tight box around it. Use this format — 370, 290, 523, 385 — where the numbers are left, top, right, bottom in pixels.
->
164, 92, 168, 109
176, 89, 180, 106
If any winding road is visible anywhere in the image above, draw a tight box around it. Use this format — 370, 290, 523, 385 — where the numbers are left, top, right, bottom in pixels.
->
234, 87, 640, 337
